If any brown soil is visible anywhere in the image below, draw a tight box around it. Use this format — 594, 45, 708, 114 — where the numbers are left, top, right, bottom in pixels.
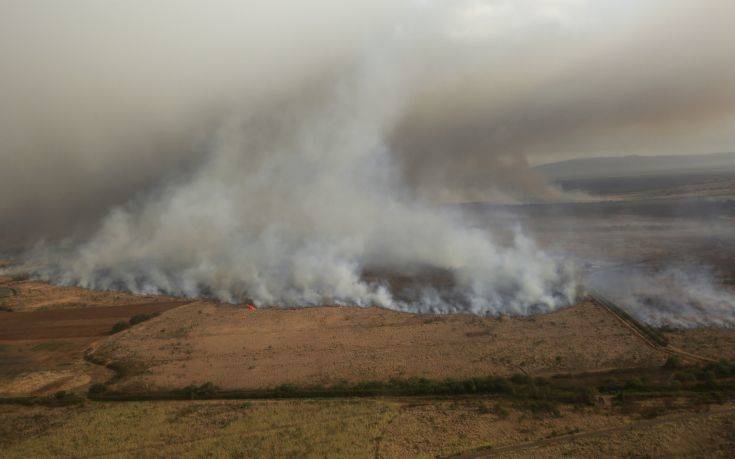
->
0, 302, 187, 340
92, 299, 667, 390
0, 279, 189, 395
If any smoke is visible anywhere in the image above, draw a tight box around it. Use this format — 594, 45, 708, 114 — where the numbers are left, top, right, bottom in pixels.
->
586, 265, 735, 328
2, 1, 735, 315
3, 1, 735, 244
24, 53, 576, 313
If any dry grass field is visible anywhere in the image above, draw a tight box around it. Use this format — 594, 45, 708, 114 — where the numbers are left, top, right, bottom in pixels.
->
2, 270, 735, 457
90, 299, 665, 391
2, 398, 735, 458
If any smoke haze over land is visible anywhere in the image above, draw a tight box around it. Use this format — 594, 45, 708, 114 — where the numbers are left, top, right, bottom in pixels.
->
2, 1, 735, 317
3, 0, 735, 242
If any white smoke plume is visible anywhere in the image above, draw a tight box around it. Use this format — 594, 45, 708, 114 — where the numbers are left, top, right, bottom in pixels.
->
4, 1, 735, 316
586, 264, 735, 328
26, 50, 576, 314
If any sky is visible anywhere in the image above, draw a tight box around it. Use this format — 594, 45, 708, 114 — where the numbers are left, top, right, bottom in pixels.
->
1, 0, 735, 244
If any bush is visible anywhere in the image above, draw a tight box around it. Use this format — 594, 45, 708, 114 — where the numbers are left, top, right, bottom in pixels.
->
573, 387, 598, 406
624, 378, 647, 391
88, 383, 107, 395
477, 403, 494, 414
663, 356, 683, 370
10, 272, 29, 282
183, 382, 219, 399
525, 400, 561, 417
494, 404, 510, 419
276, 383, 297, 395
110, 321, 130, 334
106, 360, 146, 381
696, 370, 717, 383
129, 312, 160, 326
704, 360, 735, 378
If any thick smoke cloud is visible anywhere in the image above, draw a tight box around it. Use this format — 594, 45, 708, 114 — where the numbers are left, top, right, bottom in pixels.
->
3, 1, 735, 244
2, 1, 735, 315
25, 54, 577, 313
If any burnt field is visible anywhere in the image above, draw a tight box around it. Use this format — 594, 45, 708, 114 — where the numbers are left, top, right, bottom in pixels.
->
463, 193, 735, 287
555, 170, 735, 196
462, 196, 735, 219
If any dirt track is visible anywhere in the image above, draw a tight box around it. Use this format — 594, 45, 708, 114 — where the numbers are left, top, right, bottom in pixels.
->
591, 294, 716, 364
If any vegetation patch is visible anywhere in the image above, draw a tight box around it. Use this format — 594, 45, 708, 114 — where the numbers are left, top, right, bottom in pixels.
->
129, 312, 160, 326
0, 391, 84, 407
109, 311, 161, 334
30, 341, 73, 352
85, 359, 735, 421
89, 374, 601, 406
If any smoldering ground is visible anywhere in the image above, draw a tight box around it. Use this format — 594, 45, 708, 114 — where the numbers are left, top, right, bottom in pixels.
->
2, 1, 735, 319
585, 264, 735, 328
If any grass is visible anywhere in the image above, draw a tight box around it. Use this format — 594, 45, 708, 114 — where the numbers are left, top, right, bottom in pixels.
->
89, 374, 601, 406
82, 357, 735, 410
30, 341, 73, 352
0, 399, 397, 458
4, 363, 735, 458
0, 392, 84, 408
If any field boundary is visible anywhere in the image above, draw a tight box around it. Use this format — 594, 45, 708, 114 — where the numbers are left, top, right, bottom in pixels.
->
589, 293, 715, 364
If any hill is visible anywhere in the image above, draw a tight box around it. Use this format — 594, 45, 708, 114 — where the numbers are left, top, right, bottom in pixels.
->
534, 152, 735, 181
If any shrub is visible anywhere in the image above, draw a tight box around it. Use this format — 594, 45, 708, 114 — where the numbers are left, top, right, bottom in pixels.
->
704, 360, 735, 378
525, 400, 561, 417
129, 312, 160, 326
624, 378, 646, 391
477, 403, 494, 414
88, 383, 107, 395
573, 387, 598, 406
663, 356, 683, 370
48, 391, 84, 406
10, 272, 30, 282
494, 404, 510, 419
183, 382, 219, 399
276, 383, 297, 395
110, 321, 130, 334
675, 371, 696, 383
106, 360, 146, 380
696, 370, 717, 383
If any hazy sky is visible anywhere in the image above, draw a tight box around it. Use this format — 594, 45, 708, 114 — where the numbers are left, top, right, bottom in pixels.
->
1, 0, 735, 244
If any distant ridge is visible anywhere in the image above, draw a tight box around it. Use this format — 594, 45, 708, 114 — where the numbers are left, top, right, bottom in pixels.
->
534, 152, 735, 180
